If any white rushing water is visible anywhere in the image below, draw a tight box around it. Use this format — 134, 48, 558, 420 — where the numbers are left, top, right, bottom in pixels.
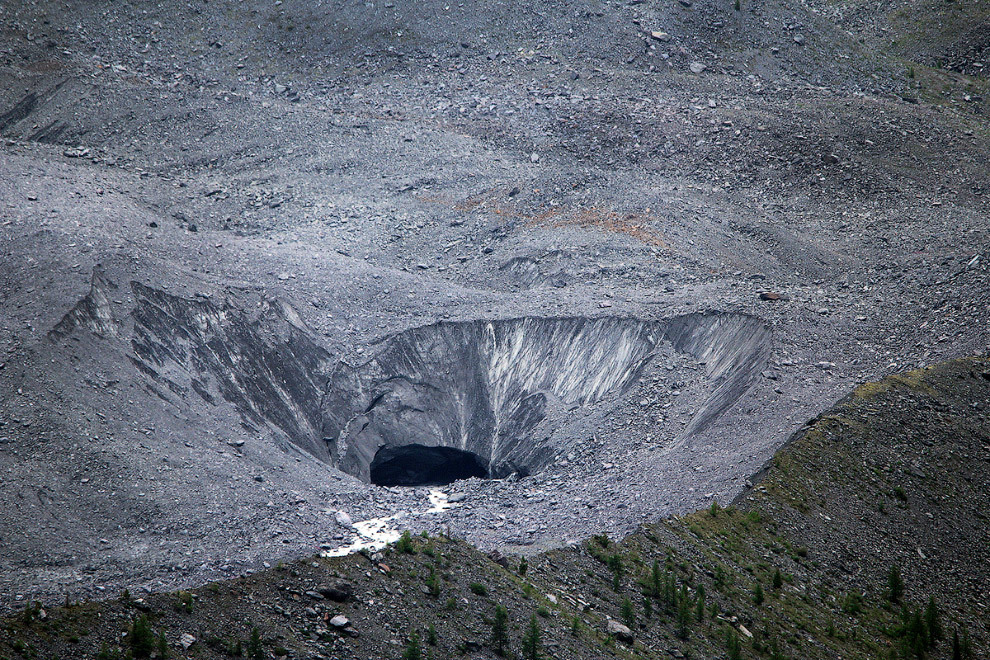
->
321, 489, 455, 558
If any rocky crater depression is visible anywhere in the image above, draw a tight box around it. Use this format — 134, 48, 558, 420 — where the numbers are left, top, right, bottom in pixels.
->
322, 314, 771, 487
2, 266, 780, 606
46, 275, 772, 494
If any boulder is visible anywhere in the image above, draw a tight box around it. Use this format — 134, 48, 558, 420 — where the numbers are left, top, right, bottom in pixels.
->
607, 619, 634, 643
318, 582, 354, 602
487, 550, 510, 568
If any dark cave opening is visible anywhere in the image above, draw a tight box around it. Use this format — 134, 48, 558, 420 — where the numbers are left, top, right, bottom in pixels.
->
369, 444, 490, 487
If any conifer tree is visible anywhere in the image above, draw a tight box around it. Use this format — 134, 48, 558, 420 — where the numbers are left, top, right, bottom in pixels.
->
247, 626, 263, 660
726, 629, 742, 660
924, 596, 942, 648
522, 615, 540, 660
621, 598, 635, 628
129, 614, 154, 659
402, 631, 421, 660
772, 568, 783, 590
676, 594, 692, 640
491, 604, 509, 656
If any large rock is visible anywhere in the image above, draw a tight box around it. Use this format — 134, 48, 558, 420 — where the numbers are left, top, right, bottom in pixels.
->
318, 581, 354, 602
327, 614, 359, 637
328, 615, 349, 628
487, 550, 510, 568
607, 619, 634, 643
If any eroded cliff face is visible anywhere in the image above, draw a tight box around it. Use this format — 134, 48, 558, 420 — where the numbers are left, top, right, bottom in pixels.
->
664, 313, 772, 435
48, 268, 121, 341
49, 273, 334, 459
323, 314, 770, 485
321, 317, 662, 484
127, 283, 333, 460
48, 274, 770, 488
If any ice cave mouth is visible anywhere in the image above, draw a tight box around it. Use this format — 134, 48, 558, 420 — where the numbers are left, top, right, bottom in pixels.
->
322, 314, 771, 487
369, 444, 490, 486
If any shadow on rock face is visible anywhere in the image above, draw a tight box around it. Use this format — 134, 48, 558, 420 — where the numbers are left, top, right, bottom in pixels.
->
665, 312, 773, 435
127, 282, 333, 459
49, 272, 334, 460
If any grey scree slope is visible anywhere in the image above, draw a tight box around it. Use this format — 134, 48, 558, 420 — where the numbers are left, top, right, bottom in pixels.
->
2, 0, 989, 611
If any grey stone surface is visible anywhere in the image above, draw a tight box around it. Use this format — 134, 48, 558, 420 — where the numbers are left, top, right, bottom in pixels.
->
0, 0, 987, 616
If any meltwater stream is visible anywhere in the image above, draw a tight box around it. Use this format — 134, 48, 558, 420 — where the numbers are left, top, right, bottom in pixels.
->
321, 490, 456, 557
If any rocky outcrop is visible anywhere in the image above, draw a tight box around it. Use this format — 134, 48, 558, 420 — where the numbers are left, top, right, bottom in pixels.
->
665, 312, 772, 435
50, 276, 334, 458
49, 276, 770, 487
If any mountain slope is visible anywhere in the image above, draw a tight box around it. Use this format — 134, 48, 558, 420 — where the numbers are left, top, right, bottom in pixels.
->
2, 357, 986, 659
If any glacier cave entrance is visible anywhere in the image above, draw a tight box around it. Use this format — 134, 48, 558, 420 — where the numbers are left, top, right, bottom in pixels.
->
325, 314, 770, 486
369, 444, 490, 487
